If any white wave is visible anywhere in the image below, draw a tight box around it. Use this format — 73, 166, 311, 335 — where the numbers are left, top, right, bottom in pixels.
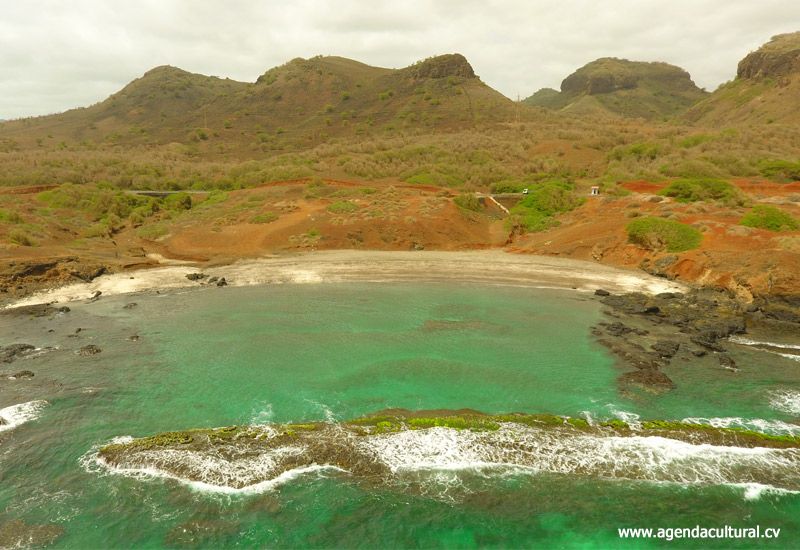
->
777, 353, 800, 363
770, 390, 800, 416
726, 482, 800, 501
250, 403, 274, 426
356, 425, 800, 490
683, 416, 800, 435
95, 452, 343, 495
605, 407, 642, 430
0, 400, 48, 433
729, 336, 800, 351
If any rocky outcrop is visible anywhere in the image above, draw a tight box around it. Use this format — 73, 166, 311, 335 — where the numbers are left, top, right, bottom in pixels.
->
591, 288, 782, 392
77, 345, 102, 357
407, 54, 475, 79
94, 412, 800, 493
1, 344, 35, 363
737, 32, 800, 80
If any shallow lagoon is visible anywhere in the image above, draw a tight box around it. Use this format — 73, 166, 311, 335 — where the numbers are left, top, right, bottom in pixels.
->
1, 283, 800, 548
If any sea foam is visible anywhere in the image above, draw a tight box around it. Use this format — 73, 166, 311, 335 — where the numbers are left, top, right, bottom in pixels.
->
0, 400, 48, 434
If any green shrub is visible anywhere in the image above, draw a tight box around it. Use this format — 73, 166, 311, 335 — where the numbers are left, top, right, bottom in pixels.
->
758, 159, 800, 182
327, 201, 358, 214
659, 178, 745, 206
454, 193, 481, 211
490, 179, 527, 193
627, 217, 702, 252
678, 134, 714, 148
507, 181, 584, 232
163, 192, 192, 211
251, 212, 278, 224
8, 229, 34, 246
740, 205, 799, 232
0, 209, 22, 224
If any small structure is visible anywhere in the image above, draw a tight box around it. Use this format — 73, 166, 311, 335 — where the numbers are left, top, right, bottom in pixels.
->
590, 186, 600, 196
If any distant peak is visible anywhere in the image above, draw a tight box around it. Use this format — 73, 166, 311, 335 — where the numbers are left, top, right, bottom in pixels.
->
407, 54, 476, 79
142, 65, 190, 77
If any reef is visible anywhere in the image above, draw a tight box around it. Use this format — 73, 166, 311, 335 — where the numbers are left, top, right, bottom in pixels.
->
95, 410, 800, 492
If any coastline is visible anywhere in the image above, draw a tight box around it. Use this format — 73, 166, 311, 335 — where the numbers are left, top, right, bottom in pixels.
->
3, 250, 687, 309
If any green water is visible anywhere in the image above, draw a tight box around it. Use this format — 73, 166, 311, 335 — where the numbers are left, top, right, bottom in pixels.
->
1, 283, 800, 548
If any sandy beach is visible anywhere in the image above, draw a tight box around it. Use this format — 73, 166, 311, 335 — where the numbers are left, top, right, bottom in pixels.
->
5, 250, 686, 309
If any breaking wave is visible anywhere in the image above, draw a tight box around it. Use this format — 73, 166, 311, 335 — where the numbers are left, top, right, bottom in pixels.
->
728, 336, 800, 362
770, 390, 800, 416
0, 400, 48, 434
91, 422, 800, 498
682, 416, 800, 435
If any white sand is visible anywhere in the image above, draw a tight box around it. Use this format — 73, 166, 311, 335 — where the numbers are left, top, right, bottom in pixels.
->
5, 250, 686, 309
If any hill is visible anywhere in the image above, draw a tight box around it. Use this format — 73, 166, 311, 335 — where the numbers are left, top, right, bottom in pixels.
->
0, 54, 516, 153
685, 32, 800, 126
524, 58, 707, 120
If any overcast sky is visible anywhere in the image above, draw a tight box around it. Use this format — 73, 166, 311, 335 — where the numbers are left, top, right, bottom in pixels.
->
1, 0, 798, 119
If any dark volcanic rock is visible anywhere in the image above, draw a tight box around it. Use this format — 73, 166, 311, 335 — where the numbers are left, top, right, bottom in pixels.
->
77, 345, 102, 356
408, 53, 476, 79
4, 370, 35, 379
594, 289, 611, 296
1, 344, 36, 363
651, 340, 680, 358
186, 273, 208, 281
216, 277, 228, 287
718, 355, 738, 371
619, 369, 676, 391
123, 302, 138, 309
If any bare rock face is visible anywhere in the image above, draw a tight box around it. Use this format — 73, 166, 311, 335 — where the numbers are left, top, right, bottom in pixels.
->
408, 54, 476, 79
737, 32, 800, 80
559, 57, 697, 96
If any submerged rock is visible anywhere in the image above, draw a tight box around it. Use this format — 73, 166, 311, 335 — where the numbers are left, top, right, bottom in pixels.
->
0, 344, 36, 363
77, 345, 102, 356
4, 370, 35, 380
0, 520, 63, 549
165, 519, 240, 548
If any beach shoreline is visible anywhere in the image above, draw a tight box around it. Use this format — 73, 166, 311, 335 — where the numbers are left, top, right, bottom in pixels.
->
3, 249, 686, 309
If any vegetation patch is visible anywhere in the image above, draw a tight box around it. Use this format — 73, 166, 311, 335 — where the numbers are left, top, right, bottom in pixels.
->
453, 193, 481, 211
507, 180, 584, 232
659, 178, 746, 206
627, 217, 702, 252
327, 200, 359, 214
740, 205, 799, 232
758, 159, 800, 182
250, 212, 278, 224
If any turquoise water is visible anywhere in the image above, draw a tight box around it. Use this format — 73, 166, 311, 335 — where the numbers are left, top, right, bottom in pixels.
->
1, 283, 800, 548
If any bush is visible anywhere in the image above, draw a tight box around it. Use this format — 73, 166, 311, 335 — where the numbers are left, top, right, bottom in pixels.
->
453, 193, 481, 211
758, 160, 800, 182
627, 217, 702, 252
490, 179, 527, 193
507, 181, 584, 232
251, 212, 278, 224
740, 205, 799, 232
8, 229, 35, 246
0, 209, 22, 224
327, 201, 358, 214
163, 192, 192, 211
659, 178, 745, 206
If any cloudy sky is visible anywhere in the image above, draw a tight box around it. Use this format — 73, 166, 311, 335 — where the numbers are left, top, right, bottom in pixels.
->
1, 0, 798, 119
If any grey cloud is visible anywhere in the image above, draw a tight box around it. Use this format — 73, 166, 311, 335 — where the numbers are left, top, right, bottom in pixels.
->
1, 0, 799, 119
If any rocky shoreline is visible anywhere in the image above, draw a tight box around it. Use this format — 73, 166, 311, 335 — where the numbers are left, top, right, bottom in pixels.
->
591, 288, 800, 393
94, 410, 800, 493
